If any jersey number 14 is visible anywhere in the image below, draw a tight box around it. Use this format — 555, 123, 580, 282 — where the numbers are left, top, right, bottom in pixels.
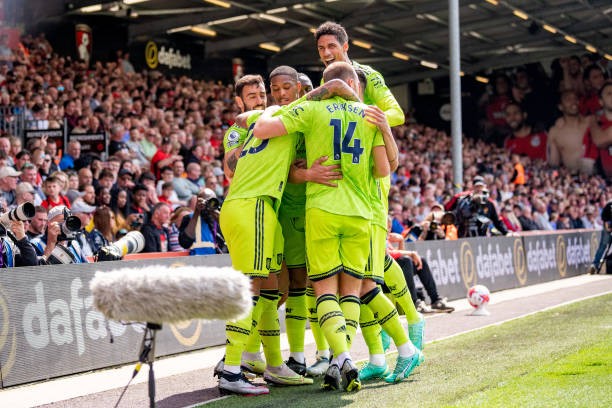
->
330, 119, 363, 163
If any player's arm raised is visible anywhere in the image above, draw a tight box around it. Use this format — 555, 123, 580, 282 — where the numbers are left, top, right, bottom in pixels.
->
253, 105, 288, 139
365, 105, 399, 171
305, 79, 359, 102
367, 71, 404, 127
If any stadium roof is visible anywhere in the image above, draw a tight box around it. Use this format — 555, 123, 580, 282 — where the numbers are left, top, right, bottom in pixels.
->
55, 1, 612, 84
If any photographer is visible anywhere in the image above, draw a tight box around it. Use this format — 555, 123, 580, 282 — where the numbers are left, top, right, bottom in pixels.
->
0, 207, 38, 267
418, 203, 458, 241
30, 205, 88, 264
179, 190, 227, 255
455, 186, 508, 238
590, 201, 612, 274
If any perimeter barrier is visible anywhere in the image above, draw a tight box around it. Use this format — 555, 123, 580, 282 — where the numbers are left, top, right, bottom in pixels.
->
0, 229, 599, 388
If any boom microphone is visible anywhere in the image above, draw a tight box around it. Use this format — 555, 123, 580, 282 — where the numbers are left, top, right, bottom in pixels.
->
90, 265, 252, 324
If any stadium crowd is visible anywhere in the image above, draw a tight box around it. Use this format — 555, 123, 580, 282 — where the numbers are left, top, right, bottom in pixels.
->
0, 32, 610, 266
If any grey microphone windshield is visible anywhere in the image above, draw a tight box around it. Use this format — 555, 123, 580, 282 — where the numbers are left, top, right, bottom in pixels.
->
90, 265, 252, 324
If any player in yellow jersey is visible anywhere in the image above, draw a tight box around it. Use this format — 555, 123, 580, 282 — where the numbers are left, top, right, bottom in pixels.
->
223, 75, 267, 181
254, 61, 390, 392
315, 21, 404, 127
314, 21, 426, 383
218, 76, 313, 396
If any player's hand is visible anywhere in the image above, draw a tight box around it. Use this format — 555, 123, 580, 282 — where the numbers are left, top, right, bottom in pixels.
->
292, 158, 307, 169
307, 156, 342, 187
388, 232, 404, 243
47, 221, 61, 244
365, 106, 391, 132
10, 220, 26, 240
407, 251, 423, 270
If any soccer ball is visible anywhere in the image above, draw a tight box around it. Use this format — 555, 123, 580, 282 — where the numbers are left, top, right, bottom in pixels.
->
467, 285, 490, 308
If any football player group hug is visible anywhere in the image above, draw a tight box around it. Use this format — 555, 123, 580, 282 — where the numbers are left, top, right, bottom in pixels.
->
216, 21, 426, 396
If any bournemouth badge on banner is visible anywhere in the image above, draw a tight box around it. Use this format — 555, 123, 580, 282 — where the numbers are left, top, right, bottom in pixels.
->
75, 24, 92, 66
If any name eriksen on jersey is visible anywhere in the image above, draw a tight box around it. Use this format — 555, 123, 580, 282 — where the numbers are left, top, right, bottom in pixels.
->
325, 102, 365, 117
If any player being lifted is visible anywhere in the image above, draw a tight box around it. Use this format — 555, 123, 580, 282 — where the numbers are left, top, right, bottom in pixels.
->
313, 21, 426, 382
254, 61, 390, 392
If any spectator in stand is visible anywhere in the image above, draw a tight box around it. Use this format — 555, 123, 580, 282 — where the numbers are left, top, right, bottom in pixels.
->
20, 163, 44, 205
9, 137, 21, 159
71, 199, 97, 257
108, 123, 131, 160
580, 65, 607, 116
548, 90, 593, 174
14, 182, 36, 208
38, 151, 54, 179
41, 175, 71, 210
110, 188, 130, 231
64, 100, 79, 130
59, 140, 81, 170
65, 171, 82, 203
128, 183, 150, 216
173, 162, 203, 203
389, 202, 407, 234
126, 126, 149, 167
0, 166, 20, 206
140, 202, 171, 253
481, 73, 513, 146
532, 199, 553, 231
111, 169, 135, 198
559, 56, 585, 96
140, 130, 159, 163
77, 167, 93, 190
581, 206, 599, 229
97, 169, 115, 191
151, 137, 182, 180
95, 186, 111, 207
556, 212, 572, 230
500, 205, 522, 232
504, 101, 547, 161
81, 184, 96, 206
26, 205, 47, 240
586, 81, 612, 179
514, 204, 540, 231
88, 206, 116, 255
568, 206, 585, 229
13, 150, 30, 171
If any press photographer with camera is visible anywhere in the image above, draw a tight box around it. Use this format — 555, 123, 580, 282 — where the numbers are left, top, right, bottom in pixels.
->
454, 178, 508, 238
0, 203, 38, 267
417, 203, 458, 241
178, 190, 227, 255
30, 205, 87, 264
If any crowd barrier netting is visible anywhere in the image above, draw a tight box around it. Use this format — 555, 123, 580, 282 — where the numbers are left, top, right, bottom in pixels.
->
0, 230, 598, 388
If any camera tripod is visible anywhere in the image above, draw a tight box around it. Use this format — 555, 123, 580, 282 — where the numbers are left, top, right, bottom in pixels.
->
114, 323, 162, 408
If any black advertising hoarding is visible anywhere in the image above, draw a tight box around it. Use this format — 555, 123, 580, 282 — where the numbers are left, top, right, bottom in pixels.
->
521, 230, 598, 284
406, 230, 596, 301
24, 128, 66, 156
68, 132, 107, 157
